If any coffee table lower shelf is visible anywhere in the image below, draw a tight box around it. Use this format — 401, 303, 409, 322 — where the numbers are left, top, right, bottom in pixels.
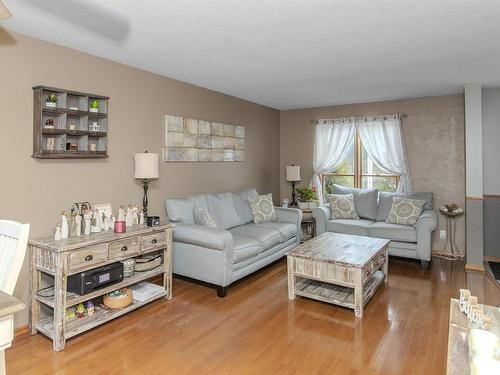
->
294, 270, 385, 310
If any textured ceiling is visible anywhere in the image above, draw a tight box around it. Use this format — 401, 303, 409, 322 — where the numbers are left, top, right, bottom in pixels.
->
3, 0, 500, 109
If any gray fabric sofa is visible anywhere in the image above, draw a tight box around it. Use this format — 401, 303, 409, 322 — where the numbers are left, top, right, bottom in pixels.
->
166, 188, 302, 296
312, 185, 438, 268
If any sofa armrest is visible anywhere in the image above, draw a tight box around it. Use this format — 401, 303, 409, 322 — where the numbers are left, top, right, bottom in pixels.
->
275, 207, 302, 245
415, 210, 438, 261
173, 222, 233, 251
275, 207, 303, 224
416, 210, 438, 233
312, 205, 331, 235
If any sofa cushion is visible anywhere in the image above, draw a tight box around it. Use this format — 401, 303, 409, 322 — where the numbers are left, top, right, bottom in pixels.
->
229, 225, 281, 251
166, 194, 208, 224
232, 188, 258, 225
377, 192, 433, 221
326, 193, 359, 220
232, 235, 261, 263
326, 219, 374, 236
206, 192, 241, 230
331, 184, 378, 221
386, 197, 425, 226
254, 222, 296, 242
369, 222, 417, 243
249, 193, 277, 224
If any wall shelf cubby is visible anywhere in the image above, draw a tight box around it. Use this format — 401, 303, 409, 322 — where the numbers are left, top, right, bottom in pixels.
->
32, 86, 109, 159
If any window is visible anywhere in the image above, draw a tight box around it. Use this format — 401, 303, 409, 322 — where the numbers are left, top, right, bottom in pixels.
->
322, 132, 399, 193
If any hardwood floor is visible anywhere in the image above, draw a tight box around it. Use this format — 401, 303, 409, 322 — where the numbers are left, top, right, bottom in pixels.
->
7, 257, 500, 375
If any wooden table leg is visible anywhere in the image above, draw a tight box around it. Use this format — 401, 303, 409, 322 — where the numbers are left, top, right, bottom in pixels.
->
28, 245, 40, 335
53, 264, 67, 352
287, 256, 295, 300
383, 248, 389, 283
354, 268, 363, 318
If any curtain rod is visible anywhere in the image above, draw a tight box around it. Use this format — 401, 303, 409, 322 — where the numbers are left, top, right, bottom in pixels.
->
310, 113, 408, 124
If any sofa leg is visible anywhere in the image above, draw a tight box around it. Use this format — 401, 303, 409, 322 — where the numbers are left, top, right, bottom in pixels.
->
421, 260, 429, 269
217, 286, 227, 298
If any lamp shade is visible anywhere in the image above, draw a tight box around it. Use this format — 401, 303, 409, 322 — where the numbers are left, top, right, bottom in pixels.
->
134, 152, 159, 179
286, 165, 301, 182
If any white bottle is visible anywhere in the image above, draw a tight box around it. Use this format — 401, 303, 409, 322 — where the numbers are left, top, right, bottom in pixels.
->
83, 210, 92, 235
75, 215, 82, 236
54, 225, 62, 241
139, 211, 145, 225
61, 211, 69, 240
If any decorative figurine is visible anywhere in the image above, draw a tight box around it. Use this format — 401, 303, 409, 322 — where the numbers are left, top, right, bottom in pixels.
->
111, 214, 116, 227
139, 211, 145, 225
86, 300, 95, 316
103, 212, 110, 231
54, 225, 62, 241
61, 210, 69, 239
97, 211, 106, 230
75, 213, 82, 236
83, 208, 92, 235
118, 205, 126, 222
91, 210, 101, 233
65, 307, 76, 320
132, 205, 139, 225
76, 303, 86, 319
126, 204, 133, 227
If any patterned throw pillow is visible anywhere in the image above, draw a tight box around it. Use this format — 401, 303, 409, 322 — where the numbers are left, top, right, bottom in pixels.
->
326, 193, 360, 220
386, 197, 425, 226
248, 193, 276, 224
193, 206, 218, 229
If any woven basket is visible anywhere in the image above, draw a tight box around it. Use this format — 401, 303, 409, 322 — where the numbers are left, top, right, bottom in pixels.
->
103, 288, 132, 309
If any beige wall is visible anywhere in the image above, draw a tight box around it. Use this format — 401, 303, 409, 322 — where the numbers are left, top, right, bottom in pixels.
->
0, 30, 280, 327
280, 95, 465, 254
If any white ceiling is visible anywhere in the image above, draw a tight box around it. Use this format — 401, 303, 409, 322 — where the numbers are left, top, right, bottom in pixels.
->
3, 0, 500, 110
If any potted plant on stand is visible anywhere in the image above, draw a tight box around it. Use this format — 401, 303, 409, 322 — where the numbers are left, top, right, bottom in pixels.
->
45, 94, 57, 108
296, 186, 318, 210
89, 99, 99, 113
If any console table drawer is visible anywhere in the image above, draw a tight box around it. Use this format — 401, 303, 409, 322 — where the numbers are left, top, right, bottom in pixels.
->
109, 237, 140, 260
68, 244, 108, 271
141, 232, 167, 252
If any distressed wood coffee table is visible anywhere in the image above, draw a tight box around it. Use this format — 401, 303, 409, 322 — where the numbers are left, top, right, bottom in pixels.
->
287, 232, 390, 318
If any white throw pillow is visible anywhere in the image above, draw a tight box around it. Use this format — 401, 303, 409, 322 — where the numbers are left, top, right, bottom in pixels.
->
386, 197, 425, 226
248, 193, 276, 224
326, 193, 360, 220
193, 206, 218, 229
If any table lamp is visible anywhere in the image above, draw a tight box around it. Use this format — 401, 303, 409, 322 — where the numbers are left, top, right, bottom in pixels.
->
134, 151, 159, 215
286, 165, 301, 206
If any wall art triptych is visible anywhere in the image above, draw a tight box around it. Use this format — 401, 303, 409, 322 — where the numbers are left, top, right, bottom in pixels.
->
164, 115, 245, 162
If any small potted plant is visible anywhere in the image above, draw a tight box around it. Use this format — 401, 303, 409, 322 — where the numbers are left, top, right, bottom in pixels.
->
89, 99, 99, 113
296, 186, 318, 210
309, 186, 319, 209
45, 94, 57, 108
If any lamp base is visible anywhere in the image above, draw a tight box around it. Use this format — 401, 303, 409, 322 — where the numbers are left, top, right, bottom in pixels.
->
290, 181, 298, 206
142, 179, 150, 216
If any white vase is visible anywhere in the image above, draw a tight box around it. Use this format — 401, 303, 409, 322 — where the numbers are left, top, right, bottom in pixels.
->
89, 107, 98, 113
298, 201, 309, 210
308, 202, 318, 209
45, 102, 56, 108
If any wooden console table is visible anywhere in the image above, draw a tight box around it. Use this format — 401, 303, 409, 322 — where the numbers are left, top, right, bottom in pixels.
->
28, 224, 173, 351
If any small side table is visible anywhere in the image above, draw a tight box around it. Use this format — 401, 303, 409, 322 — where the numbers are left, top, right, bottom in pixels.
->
300, 209, 316, 242
439, 208, 464, 259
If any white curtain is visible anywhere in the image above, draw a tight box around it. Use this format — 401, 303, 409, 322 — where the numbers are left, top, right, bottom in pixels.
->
354, 115, 412, 193
310, 121, 355, 205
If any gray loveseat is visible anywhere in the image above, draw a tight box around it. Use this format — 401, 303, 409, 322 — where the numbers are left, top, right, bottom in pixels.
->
166, 188, 302, 296
312, 185, 437, 268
